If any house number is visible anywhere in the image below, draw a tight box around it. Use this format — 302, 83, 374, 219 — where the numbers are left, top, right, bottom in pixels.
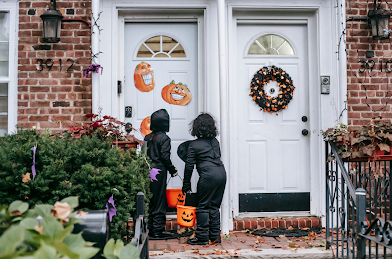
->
358, 59, 392, 73
36, 59, 75, 72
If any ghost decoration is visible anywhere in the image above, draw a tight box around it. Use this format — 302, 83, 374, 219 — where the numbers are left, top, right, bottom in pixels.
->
161, 80, 192, 106
134, 62, 155, 92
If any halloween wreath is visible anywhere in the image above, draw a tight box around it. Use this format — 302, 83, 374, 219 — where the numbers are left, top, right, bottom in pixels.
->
249, 66, 295, 113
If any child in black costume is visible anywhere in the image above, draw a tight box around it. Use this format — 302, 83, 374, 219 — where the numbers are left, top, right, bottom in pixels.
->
144, 109, 177, 239
178, 113, 227, 245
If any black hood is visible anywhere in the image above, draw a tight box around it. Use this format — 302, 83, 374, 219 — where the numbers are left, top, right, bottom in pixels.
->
150, 109, 170, 132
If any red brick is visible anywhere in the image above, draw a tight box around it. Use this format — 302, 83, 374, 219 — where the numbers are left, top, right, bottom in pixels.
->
271, 220, 278, 229
30, 116, 49, 122
40, 122, 60, 129
237, 221, 244, 230
30, 101, 50, 108
244, 220, 251, 230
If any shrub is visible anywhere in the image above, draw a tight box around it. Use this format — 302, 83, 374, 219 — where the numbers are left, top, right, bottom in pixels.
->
0, 129, 151, 240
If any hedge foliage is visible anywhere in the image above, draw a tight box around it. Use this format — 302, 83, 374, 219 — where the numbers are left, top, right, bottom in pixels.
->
0, 129, 151, 240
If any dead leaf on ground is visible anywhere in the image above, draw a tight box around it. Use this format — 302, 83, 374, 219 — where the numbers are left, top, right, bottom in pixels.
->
287, 226, 294, 230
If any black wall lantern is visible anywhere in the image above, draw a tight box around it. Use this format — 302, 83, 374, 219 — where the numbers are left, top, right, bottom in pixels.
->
40, 0, 63, 43
368, 1, 391, 40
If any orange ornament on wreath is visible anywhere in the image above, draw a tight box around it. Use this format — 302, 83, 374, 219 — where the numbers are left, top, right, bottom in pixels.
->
134, 62, 155, 92
161, 80, 192, 106
140, 117, 152, 137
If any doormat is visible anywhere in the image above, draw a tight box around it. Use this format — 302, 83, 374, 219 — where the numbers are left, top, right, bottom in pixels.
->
252, 228, 321, 237
149, 229, 193, 240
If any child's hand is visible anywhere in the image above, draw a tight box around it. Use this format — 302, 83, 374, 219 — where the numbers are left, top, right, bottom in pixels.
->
182, 182, 191, 194
170, 168, 178, 177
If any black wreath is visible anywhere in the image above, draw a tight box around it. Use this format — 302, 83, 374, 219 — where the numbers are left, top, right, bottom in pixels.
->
249, 66, 295, 113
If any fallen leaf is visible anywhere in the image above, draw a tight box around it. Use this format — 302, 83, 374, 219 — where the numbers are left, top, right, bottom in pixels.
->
34, 225, 43, 234
22, 173, 31, 183
287, 226, 294, 230
52, 201, 72, 222
78, 210, 89, 219
279, 235, 286, 238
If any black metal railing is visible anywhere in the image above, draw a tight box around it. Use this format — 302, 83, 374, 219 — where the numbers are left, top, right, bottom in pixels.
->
326, 141, 392, 258
131, 192, 149, 259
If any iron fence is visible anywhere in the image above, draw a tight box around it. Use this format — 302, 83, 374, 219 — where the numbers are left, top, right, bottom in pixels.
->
326, 141, 392, 258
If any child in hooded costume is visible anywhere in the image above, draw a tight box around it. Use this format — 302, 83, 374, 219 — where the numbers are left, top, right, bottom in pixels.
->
144, 109, 177, 239
178, 113, 227, 245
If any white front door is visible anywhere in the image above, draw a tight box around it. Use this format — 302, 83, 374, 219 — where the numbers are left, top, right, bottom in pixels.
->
124, 23, 198, 191
236, 23, 310, 212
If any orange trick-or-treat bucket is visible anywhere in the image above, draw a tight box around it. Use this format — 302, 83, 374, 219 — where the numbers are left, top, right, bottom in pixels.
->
166, 189, 186, 208
177, 205, 196, 227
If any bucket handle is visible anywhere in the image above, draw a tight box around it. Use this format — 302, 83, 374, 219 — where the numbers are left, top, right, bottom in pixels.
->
166, 173, 183, 186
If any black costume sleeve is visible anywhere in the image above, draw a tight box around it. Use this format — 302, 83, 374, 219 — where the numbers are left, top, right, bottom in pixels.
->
183, 143, 196, 193
160, 135, 176, 175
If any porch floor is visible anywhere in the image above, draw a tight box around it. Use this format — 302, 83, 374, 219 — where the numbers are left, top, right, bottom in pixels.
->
149, 230, 332, 258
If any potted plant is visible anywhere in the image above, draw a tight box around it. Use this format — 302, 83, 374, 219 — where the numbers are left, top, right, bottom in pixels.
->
321, 119, 392, 161
67, 113, 143, 151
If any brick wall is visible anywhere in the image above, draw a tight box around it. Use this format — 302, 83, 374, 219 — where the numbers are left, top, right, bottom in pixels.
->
18, 0, 92, 133
346, 1, 392, 129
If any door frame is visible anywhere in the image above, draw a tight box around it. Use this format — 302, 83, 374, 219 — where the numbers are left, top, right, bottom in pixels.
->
115, 7, 208, 122
228, 7, 322, 218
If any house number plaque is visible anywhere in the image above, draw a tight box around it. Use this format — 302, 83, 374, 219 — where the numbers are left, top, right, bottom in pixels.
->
36, 58, 75, 72
358, 59, 392, 73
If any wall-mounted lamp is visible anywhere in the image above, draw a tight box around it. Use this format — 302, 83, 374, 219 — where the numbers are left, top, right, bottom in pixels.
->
346, 0, 391, 40
40, 0, 63, 43
368, 3, 391, 40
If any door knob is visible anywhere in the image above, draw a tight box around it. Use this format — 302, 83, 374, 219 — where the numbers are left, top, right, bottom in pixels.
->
302, 116, 308, 122
302, 129, 309, 136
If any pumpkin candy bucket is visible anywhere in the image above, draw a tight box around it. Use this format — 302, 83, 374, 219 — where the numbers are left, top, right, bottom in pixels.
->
166, 189, 186, 208
177, 205, 196, 227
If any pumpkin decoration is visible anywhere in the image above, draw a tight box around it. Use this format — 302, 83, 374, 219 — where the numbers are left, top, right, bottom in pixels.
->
134, 62, 155, 92
161, 80, 192, 106
140, 117, 152, 137
249, 66, 295, 113
177, 205, 196, 227
177, 192, 185, 205
181, 211, 194, 223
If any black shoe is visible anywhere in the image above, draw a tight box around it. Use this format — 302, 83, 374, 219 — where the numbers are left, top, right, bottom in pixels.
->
210, 236, 221, 243
187, 237, 209, 245
149, 231, 174, 240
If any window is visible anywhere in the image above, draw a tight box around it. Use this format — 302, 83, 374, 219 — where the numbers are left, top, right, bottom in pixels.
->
0, 11, 9, 136
248, 34, 294, 55
137, 35, 186, 58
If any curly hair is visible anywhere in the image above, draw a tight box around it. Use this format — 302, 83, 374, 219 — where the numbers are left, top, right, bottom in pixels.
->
189, 113, 218, 138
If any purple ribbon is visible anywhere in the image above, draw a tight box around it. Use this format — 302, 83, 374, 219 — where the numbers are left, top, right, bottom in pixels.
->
31, 146, 36, 180
83, 64, 103, 78
106, 196, 117, 222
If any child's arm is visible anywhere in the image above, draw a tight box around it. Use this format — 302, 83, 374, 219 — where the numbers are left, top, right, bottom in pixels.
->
160, 136, 177, 176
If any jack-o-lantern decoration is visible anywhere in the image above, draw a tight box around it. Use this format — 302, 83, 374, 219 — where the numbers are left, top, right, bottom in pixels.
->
140, 117, 152, 137
134, 62, 155, 92
181, 211, 194, 223
176, 192, 185, 206
161, 80, 192, 106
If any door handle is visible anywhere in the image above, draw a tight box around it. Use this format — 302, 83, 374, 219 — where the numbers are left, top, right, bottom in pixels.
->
302, 116, 308, 122
302, 129, 309, 136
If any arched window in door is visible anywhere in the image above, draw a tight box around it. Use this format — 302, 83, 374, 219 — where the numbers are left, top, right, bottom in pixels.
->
247, 34, 294, 55
136, 35, 186, 58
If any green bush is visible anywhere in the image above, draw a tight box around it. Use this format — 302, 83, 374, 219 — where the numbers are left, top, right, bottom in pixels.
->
0, 129, 151, 240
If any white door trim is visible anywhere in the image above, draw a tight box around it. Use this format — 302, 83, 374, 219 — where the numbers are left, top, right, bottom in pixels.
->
228, 6, 323, 219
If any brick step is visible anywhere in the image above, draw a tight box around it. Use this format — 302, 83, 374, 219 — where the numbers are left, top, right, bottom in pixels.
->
165, 217, 322, 231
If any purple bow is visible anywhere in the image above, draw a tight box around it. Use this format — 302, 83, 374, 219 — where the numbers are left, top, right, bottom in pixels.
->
106, 196, 117, 222
83, 64, 103, 78
31, 146, 37, 180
